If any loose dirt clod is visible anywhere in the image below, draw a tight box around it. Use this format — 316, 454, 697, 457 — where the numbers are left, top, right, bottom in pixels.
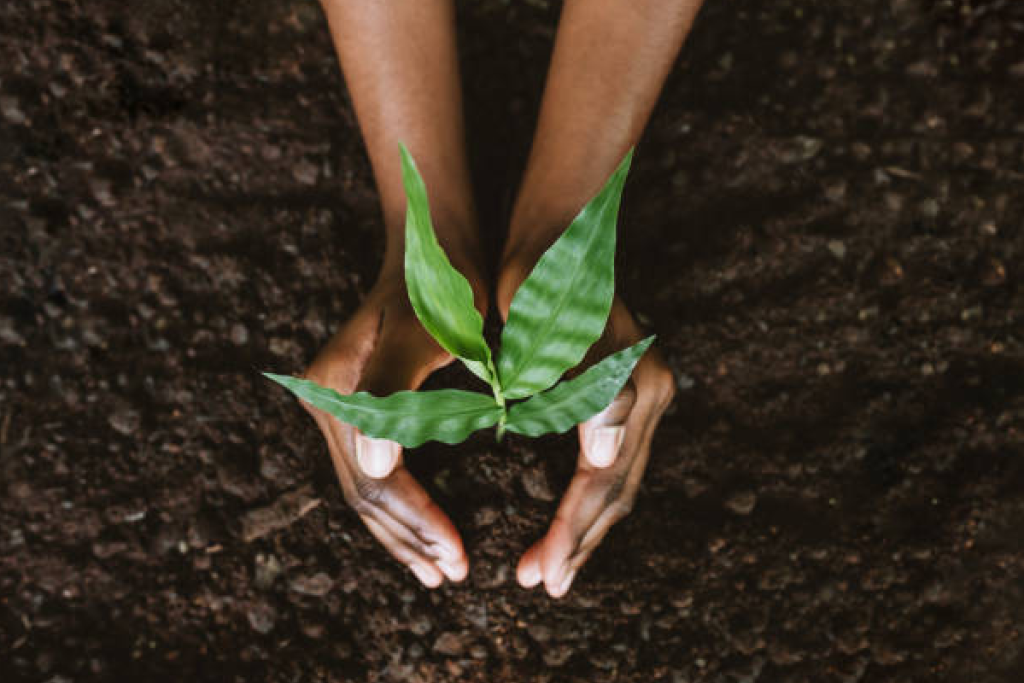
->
240, 487, 321, 542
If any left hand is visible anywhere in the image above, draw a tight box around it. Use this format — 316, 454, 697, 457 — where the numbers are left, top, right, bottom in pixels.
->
497, 264, 676, 598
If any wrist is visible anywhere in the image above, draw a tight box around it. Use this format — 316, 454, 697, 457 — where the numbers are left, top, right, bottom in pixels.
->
382, 202, 484, 277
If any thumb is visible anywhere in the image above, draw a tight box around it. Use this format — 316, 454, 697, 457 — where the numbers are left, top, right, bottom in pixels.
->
353, 313, 451, 479
582, 379, 636, 469
354, 434, 401, 479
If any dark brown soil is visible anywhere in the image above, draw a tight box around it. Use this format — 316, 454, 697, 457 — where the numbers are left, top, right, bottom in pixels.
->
2, 0, 1023, 681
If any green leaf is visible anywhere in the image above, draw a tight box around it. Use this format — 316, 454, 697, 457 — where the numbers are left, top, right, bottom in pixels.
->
264, 373, 503, 448
400, 144, 493, 384
504, 336, 654, 437
497, 150, 633, 399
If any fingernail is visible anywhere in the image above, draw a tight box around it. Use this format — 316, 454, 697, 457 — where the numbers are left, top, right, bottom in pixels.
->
587, 426, 625, 468
554, 569, 576, 597
356, 435, 399, 478
410, 563, 438, 587
519, 562, 542, 588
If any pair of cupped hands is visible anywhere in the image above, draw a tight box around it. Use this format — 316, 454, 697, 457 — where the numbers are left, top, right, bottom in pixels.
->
301, 247, 676, 598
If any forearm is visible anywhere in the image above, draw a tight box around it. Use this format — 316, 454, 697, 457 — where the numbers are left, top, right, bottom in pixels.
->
319, 0, 480, 276
508, 0, 704, 253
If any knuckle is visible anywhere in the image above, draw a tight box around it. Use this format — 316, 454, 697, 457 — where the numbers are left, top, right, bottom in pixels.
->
348, 497, 374, 517
612, 496, 635, 520
601, 470, 629, 509
350, 476, 387, 511
646, 357, 677, 411
615, 379, 639, 413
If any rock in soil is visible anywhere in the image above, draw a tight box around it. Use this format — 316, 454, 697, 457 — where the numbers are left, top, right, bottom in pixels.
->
240, 487, 321, 542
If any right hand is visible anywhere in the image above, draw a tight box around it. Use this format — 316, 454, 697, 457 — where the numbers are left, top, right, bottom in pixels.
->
301, 276, 471, 587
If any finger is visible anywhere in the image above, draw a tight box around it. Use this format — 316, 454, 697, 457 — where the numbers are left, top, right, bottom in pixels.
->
539, 514, 578, 598
363, 516, 443, 588
523, 387, 654, 597
353, 479, 467, 583
374, 467, 469, 582
517, 469, 609, 597
564, 498, 631, 576
561, 395, 665, 582
537, 474, 607, 597
349, 457, 468, 582
516, 541, 544, 588
321, 417, 466, 583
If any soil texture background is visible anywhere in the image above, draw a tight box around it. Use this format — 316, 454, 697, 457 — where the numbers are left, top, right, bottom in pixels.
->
1, 0, 1024, 681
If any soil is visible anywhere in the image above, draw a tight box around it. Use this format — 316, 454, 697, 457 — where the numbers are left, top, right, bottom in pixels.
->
2, 0, 1023, 681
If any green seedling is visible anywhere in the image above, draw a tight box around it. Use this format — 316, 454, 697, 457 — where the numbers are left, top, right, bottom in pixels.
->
264, 145, 654, 447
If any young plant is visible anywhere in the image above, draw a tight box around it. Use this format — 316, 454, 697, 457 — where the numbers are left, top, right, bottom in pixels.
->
264, 145, 654, 447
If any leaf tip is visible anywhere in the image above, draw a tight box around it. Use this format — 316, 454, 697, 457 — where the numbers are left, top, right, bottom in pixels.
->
399, 141, 422, 177
617, 147, 635, 177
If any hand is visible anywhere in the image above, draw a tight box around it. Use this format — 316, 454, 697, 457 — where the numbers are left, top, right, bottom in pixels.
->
498, 260, 676, 598
302, 275, 478, 587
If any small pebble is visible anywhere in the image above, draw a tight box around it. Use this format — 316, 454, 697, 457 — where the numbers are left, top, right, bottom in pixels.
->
725, 490, 758, 515
542, 643, 575, 667
432, 631, 468, 656
409, 613, 432, 636
0, 317, 25, 346
108, 408, 140, 436
825, 181, 847, 202
292, 159, 319, 185
302, 621, 326, 639
683, 477, 708, 499
289, 572, 334, 597
528, 624, 553, 643
254, 553, 283, 589
0, 96, 26, 124
230, 323, 249, 345
919, 198, 940, 219
473, 506, 500, 526
247, 603, 276, 634
521, 467, 555, 502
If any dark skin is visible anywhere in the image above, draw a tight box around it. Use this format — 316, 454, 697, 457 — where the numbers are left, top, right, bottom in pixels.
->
307, 0, 703, 595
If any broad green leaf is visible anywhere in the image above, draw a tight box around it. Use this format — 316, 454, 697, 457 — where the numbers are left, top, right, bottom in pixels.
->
264, 373, 502, 448
504, 336, 654, 437
497, 150, 633, 399
400, 144, 493, 384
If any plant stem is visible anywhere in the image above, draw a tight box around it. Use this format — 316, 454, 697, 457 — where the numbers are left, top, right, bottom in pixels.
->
488, 356, 506, 441
487, 357, 505, 407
